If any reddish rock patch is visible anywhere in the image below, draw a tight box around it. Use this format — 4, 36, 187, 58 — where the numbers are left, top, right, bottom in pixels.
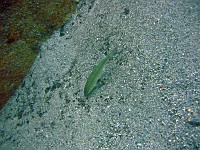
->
0, 0, 76, 109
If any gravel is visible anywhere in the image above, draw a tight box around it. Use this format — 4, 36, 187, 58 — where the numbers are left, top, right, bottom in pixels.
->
0, 0, 199, 149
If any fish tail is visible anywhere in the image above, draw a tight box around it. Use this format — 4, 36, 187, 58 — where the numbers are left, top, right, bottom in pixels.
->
107, 48, 118, 59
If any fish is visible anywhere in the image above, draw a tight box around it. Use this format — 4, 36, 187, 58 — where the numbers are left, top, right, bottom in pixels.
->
84, 48, 117, 97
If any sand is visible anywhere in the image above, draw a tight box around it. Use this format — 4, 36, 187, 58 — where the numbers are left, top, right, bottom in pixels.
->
0, 0, 199, 149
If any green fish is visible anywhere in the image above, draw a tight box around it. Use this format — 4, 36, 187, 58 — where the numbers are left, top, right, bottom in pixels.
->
84, 48, 117, 96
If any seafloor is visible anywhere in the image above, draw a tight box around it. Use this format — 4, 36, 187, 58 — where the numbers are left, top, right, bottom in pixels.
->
0, 0, 199, 149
